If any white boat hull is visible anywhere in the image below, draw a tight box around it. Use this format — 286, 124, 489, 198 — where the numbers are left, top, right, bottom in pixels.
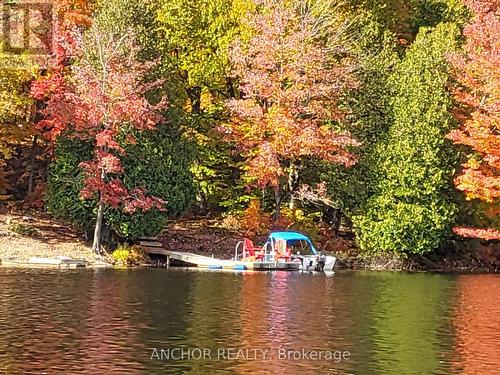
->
293, 254, 337, 273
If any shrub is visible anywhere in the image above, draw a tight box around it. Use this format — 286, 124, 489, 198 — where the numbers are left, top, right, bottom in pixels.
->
46, 125, 195, 242
111, 244, 150, 266
111, 247, 130, 266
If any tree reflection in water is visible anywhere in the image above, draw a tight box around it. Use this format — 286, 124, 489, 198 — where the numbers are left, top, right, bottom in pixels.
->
0, 269, 498, 374
453, 274, 500, 374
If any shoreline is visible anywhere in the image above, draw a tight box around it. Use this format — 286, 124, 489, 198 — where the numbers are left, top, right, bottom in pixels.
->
0, 211, 111, 268
334, 252, 499, 273
2, 258, 496, 273
1, 254, 497, 273
1, 212, 498, 272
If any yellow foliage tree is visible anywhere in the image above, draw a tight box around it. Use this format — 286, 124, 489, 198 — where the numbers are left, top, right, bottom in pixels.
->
0, 55, 37, 199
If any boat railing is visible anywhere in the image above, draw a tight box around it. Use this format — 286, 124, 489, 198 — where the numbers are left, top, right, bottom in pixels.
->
263, 241, 273, 262
234, 241, 244, 261
235, 240, 275, 262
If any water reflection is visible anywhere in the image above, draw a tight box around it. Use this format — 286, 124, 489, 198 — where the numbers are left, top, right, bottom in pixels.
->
237, 272, 273, 374
365, 272, 457, 375
0, 268, 498, 374
453, 274, 500, 374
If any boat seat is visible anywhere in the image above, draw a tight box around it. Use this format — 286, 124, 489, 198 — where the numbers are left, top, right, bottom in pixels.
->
274, 239, 291, 261
243, 238, 264, 260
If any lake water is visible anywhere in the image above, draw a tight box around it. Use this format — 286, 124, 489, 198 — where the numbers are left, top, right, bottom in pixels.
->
0, 268, 498, 374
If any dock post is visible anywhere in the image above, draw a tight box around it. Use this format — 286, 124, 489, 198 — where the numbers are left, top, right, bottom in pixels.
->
166, 255, 170, 268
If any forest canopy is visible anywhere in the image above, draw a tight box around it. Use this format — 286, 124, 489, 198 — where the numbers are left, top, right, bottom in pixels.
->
0, 0, 498, 255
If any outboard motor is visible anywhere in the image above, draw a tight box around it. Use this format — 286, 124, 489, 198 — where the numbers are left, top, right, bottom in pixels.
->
315, 253, 336, 272
315, 258, 325, 272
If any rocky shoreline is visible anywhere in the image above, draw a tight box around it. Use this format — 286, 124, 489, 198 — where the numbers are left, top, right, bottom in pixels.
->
335, 250, 499, 273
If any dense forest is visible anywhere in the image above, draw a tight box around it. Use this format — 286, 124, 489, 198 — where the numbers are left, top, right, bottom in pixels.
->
0, 0, 498, 258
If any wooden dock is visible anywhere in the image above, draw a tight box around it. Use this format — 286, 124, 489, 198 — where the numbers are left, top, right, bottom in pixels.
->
140, 239, 300, 271
146, 247, 254, 269
1, 257, 88, 269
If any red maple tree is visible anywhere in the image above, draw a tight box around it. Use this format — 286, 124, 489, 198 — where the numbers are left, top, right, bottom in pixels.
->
32, 21, 167, 253
446, 0, 500, 240
221, 0, 359, 218
31, 0, 94, 139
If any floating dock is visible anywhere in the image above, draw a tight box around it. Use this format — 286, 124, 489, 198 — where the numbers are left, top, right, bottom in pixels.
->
141, 240, 300, 271
0, 257, 88, 269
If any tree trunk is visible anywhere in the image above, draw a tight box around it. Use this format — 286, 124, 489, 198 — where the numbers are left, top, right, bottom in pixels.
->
187, 86, 202, 114
92, 166, 106, 255
27, 134, 38, 195
274, 186, 282, 221
197, 189, 208, 216
27, 100, 39, 196
324, 207, 342, 236
92, 199, 105, 255
288, 161, 300, 210
226, 77, 237, 99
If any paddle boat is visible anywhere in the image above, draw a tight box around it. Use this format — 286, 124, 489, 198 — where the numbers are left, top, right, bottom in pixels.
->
234, 231, 336, 272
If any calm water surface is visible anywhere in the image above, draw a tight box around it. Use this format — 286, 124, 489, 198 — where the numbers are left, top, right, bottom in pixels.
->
0, 268, 498, 374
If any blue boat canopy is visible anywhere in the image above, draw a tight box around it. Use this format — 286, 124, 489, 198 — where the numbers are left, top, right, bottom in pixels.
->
267, 231, 318, 254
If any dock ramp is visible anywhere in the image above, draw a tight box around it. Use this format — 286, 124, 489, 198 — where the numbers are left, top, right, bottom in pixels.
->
140, 239, 299, 270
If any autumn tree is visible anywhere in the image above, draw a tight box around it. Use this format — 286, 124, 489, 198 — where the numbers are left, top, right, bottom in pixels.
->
55, 0, 94, 29
324, 0, 468, 236
155, 0, 255, 213
43, 0, 194, 242
28, 0, 94, 140
0, 0, 57, 199
446, 0, 500, 240
0, 0, 96, 203
32, 18, 166, 254
221, 0, 359, 219
157, 0, 252, 112
0, 57, 37, 199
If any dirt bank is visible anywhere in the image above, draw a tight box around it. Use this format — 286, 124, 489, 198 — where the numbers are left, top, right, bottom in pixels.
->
0, 210, 100, 264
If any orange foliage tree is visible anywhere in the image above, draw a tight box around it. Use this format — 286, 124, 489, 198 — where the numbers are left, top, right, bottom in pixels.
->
446, 0, 500, 240
55, 0, 94, 30
241, 199, 271, 238
220, 0, 359, 219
